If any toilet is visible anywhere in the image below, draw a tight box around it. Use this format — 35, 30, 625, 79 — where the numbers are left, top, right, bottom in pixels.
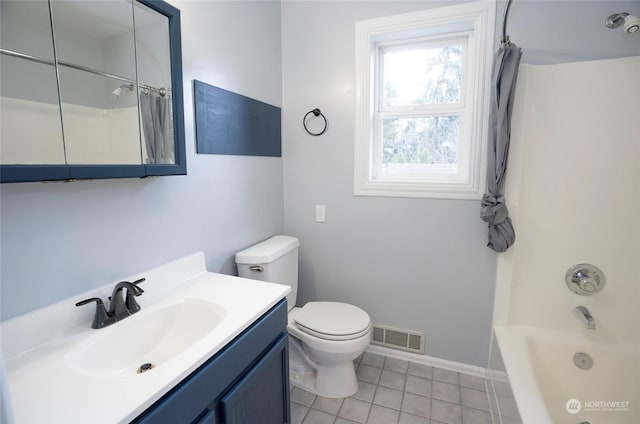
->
236, 235, 371, 398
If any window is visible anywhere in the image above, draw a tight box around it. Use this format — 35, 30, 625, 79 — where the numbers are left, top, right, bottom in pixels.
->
354, 1, 496, 199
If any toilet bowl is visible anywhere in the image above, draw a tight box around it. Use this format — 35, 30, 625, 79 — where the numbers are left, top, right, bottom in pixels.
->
288, 302, 370, 398
235, 236, 371, 398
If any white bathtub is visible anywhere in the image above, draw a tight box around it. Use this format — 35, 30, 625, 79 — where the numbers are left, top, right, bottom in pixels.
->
494, 326, 639, 424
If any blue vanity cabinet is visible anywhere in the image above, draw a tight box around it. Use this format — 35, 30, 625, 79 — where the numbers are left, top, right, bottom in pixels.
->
132, 299, 290, 424
219, 334, 289, 423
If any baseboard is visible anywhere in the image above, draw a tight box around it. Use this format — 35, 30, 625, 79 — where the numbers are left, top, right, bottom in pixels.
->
486, 369, 509, 383
365, 344, 488, 378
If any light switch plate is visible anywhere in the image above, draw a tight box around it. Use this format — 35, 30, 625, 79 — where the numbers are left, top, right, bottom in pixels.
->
315, 205, 326, 223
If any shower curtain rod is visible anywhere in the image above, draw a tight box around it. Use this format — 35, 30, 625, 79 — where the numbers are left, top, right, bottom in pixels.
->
0, 48, 169, 97
501, 0, 514, 46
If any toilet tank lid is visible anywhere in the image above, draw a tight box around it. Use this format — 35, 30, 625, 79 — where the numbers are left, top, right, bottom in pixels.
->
235, 235, 300, 264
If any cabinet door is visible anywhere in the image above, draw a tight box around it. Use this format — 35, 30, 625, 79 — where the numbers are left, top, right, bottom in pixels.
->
195, 408, 216, 424
220, 334, 290, 424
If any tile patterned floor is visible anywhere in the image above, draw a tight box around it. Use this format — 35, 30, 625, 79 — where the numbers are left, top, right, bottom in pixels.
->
290, 352, 494, 424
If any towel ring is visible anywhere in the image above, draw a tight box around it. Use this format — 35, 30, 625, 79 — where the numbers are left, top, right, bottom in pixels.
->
303, 108, 327, 136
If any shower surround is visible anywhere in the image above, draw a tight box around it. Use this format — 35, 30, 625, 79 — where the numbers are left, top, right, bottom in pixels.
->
490, 56, 640, 424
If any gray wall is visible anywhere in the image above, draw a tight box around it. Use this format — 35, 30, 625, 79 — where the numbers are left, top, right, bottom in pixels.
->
280, 0, 639, 369
0, 0, 283, 321
2, 0, 635, 370
281, 1, 497, 367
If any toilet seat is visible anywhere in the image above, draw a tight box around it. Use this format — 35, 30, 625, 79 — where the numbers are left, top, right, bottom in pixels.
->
293, 302, 370, 341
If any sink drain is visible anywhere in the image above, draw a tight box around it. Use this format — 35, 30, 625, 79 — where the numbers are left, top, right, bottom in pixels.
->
137, 363, 155, 374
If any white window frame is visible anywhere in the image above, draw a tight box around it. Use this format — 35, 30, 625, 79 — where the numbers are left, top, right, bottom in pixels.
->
354, 1, 496, 200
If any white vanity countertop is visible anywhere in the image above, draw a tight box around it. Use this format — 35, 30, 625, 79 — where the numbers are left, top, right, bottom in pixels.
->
1, 252, 289, 424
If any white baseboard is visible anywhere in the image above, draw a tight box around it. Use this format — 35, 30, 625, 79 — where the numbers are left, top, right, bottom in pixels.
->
486, 368, 509, 383
365, 344, 488, 378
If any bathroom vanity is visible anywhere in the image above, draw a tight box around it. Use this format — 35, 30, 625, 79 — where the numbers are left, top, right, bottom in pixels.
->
1, 253, 290, 423
133, 300, 289, 424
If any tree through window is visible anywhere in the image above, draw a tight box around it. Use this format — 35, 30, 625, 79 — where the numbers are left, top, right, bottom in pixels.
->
377, 38, 466, 179
354, 2, 495, 199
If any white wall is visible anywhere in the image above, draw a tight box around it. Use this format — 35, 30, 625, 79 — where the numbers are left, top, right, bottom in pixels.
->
495, 57, 640, 344
282, 1, 497, 367
0, 0, 284, 321
0, 100, 140, 164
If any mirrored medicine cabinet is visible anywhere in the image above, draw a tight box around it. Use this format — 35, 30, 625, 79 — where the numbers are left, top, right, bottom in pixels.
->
0, 0, 185, 183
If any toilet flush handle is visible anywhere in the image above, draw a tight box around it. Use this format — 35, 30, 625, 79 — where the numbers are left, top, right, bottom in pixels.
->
249, 265, 264, 272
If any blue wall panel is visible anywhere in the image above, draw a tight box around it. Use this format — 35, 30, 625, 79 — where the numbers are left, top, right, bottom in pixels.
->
194, 80, 281, 157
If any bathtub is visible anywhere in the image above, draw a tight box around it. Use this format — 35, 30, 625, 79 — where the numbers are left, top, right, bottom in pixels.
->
494, 326, 639, 424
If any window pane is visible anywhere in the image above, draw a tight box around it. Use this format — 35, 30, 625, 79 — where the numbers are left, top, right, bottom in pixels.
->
382, 43, 463, 108
382, 116, 459, 174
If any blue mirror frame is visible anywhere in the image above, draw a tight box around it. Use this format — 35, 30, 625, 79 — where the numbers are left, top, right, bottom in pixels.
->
0, 0, 186, 183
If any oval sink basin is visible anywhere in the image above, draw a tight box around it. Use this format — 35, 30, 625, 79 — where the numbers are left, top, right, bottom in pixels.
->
66, 298, 226, 377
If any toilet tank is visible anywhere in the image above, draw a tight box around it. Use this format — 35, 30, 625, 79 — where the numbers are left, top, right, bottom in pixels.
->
235, 235, 300, 310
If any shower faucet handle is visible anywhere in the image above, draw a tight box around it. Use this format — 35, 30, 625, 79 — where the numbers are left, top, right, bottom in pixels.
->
565, 264, 605, 295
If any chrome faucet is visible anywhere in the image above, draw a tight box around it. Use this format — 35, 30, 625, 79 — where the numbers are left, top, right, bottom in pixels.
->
76, 278, 145, 329
573, 306, 595, 330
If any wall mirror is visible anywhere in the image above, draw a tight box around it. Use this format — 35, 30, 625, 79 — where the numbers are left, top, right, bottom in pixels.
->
0, 0, 185, 183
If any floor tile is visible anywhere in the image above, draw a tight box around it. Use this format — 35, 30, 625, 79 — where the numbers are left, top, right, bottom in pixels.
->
290, 355, 497, 424
312, 395, 344, 415
459, 374, 486, 392
352, 381, 377, 403
433, 368, 459, 385
405, 375, 432, 397
338, 398, 372, 423
291, 402, 309, 424
461, 406, 492, 424
460, 388, 489, 411
399, 412, 430, 424
291, 387, 317, 407
401, 392, 431, 418
500, 417, 523, 424
302, 408, 336, 424
336, 418, 361, 424
379, 369, 407, 390
367, 404, 400, 424
373, 385, 403, 410
432, 380, 460, 404
407, 362, 433, 379
361, 352, 385, 368
357, 364, 382, 384
431, 399, 462, 424
384, 357, 409, 373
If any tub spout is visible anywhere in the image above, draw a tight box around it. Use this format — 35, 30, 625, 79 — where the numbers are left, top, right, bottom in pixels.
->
574, 306, 595, 330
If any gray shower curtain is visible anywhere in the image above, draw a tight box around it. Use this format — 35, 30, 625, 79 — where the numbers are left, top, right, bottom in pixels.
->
480, 43, 522, 252
140, 93, 173, 164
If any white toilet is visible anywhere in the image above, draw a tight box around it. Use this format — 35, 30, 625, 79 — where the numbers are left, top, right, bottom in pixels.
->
236, 235, 371, 398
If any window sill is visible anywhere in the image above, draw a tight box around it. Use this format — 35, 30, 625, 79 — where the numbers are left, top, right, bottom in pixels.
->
354, 178, 484, 200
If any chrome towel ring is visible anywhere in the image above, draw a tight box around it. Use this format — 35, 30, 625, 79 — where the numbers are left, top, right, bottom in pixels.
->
303, 108, 327, 136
